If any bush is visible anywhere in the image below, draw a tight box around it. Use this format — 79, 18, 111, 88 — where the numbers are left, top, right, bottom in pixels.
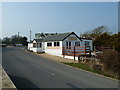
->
93, 64, 102, 71
63, 62, 119, 79
96, 49, 119, 75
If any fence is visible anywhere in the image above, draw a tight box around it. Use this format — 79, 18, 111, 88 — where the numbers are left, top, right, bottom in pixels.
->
62, 46, 91, 60
94, 46, 114, 51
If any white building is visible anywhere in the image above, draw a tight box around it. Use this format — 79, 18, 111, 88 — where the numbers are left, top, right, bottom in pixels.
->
28, 32, 93, 57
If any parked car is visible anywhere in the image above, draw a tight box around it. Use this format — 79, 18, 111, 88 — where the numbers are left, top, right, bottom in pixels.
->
15, 44, 23, 46
0, 44, 7, 47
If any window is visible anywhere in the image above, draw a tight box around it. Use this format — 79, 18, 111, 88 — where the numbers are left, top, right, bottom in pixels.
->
66, 42, 68, 46
47, 42, 52, 46
75, 42, 80, 46
54, 42, 60, 46
34, 43, 40, 47
33, 43, 36, 47
85, 41, 90, 46
69, 42, 71, 46
66, 42, 71, 49
66, 42, 71, 46
39, 43, 41, 48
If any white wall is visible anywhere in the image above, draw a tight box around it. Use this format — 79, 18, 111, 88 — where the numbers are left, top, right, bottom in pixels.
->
28, 42, 44, 52
42, 42, 45, 51
29, 47, 43, 52
81, 39, 93, 51
44, 41, 63, 56
28, 43, 33, 50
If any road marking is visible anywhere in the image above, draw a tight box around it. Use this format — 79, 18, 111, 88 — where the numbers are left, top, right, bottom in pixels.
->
30, 63, 55, 76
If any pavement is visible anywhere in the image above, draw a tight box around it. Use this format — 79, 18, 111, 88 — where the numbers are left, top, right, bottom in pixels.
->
2, 47, 119, 88
0, 47, 16, 89
0, 64, 16, 89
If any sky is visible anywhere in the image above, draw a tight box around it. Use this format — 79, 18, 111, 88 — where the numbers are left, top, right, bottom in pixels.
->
1, 2, 118, 41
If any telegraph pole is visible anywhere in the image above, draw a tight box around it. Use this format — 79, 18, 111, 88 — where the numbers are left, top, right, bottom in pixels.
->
18, 32, 19, 44
30, 30, 31, 43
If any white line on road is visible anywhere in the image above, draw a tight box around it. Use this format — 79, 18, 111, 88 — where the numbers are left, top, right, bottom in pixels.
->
30, 63, 55, 76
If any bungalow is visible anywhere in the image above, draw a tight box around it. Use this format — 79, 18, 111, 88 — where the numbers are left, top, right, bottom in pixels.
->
28, 32, 93, 56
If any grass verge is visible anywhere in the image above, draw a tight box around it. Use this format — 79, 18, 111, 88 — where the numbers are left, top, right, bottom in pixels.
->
63, 63, 119, 80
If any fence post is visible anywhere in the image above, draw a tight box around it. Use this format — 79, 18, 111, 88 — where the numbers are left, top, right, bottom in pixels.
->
85, 46, 86, 55
62, 46, 65, 58
102, 46, 103, 51
78, 55, 80, 63
94, 46, 96, 51
74, 46, 75, 60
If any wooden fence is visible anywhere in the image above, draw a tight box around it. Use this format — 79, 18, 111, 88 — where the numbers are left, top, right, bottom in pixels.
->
62, 46, 91, 60
94, 46, 114, 51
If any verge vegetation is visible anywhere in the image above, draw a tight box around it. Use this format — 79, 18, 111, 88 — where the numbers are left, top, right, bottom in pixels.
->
63, 62, 119, 80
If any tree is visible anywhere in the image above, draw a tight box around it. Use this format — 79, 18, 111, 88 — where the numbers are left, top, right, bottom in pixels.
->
21, 37, 28, 46
2, 34, 28, 46
81, 25, 109, 40
2, 37, 11, 44
93, 32, 120, 53
10, 35, 28, 46
94, 32, 111, 46
10, 35, 21, 44
112, 33, 120, 53
80, 31, 91, 38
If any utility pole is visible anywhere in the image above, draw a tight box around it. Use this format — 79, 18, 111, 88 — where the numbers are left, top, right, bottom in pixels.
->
18, 32, 19, 44
30, 30, 31, 43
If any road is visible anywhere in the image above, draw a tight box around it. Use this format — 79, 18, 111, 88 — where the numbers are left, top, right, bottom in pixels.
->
2, 47, 118, 88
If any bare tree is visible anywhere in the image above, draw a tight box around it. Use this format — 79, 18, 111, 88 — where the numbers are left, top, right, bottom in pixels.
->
81, 25, 110, 40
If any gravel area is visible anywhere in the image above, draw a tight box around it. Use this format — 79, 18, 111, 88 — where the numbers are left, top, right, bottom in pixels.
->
38, 53, 78, 63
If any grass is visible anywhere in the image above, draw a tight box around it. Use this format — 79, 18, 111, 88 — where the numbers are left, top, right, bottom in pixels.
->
63, 63, 119, 80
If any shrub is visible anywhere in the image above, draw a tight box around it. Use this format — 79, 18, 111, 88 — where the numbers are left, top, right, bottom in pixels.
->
96, 49, 119, 75
93, 64, 102, 71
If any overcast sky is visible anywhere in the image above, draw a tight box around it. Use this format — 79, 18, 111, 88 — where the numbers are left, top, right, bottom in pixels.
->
1, 2, 118, 40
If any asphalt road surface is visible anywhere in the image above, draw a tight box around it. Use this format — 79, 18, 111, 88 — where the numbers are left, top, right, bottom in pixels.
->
2, 47, 118, 88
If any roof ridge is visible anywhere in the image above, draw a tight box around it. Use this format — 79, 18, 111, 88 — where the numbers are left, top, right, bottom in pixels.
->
34, 32, 78, 42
